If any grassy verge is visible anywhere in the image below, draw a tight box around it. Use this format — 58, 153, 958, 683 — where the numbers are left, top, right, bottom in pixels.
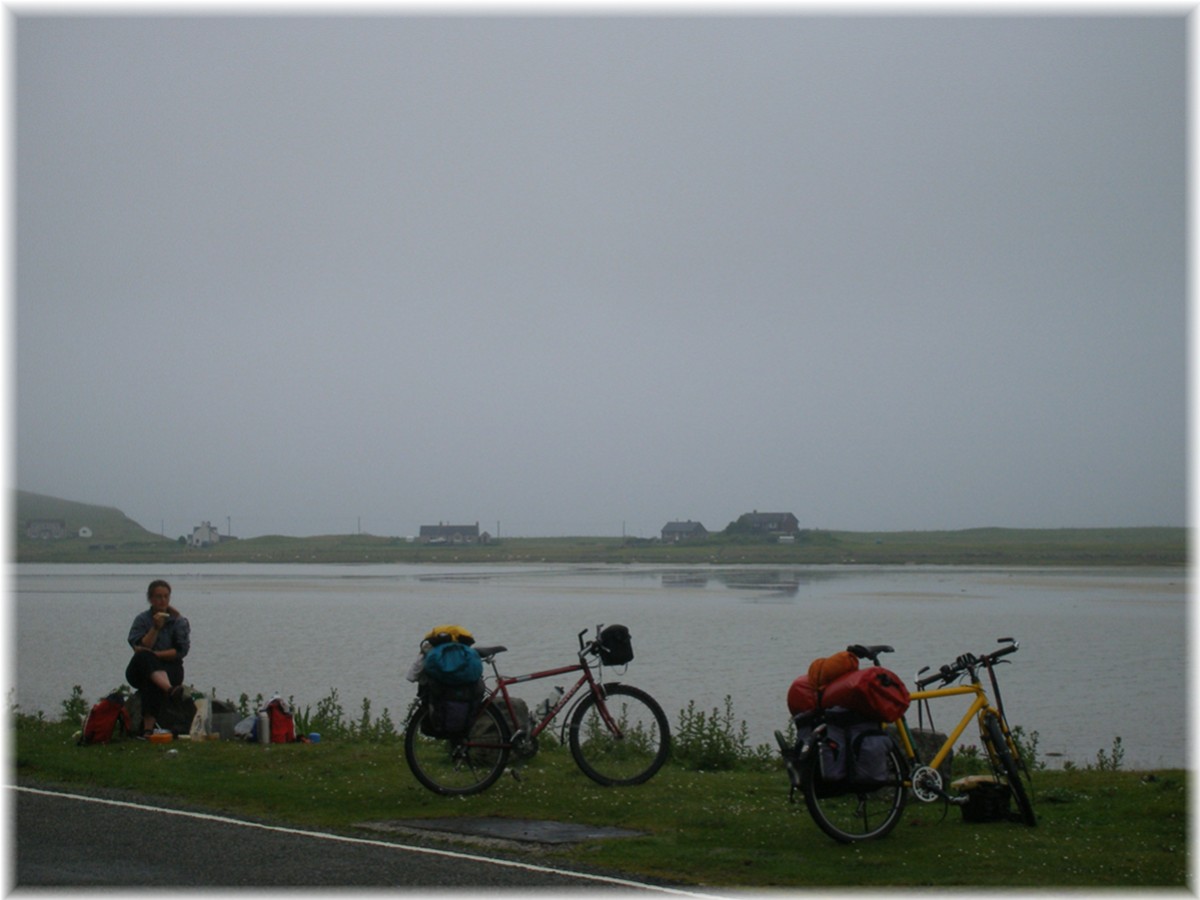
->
13, 717, 1187, 889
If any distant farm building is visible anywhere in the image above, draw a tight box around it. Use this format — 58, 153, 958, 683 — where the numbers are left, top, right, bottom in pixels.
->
419, 522, 489, 545
26, 519, 65, 540
737, 511, 800, 535
661, 521, 708, 543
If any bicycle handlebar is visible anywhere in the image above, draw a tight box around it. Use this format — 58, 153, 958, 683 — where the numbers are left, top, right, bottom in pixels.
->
915, 638, 1020, 688
578, 625, 604, 659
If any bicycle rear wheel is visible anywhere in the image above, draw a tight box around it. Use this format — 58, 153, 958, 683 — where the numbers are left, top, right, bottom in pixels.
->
803, 744, 908, 843
569, 684, 670, 786
404, 703, 511, 795
981, 712, 1036, 826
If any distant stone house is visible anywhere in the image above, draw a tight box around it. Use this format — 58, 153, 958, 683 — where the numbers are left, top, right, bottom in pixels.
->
26, 519, 65, 540
419, 522, 487, 545
661, 521, 708, 543
737, 511, 800, 535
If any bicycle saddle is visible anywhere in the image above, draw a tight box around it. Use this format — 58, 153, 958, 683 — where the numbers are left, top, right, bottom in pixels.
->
847, 643, 894, 659
473, 645, 507, 660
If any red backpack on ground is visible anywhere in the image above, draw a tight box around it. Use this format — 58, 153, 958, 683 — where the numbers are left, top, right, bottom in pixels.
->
78, 693, 132, 745
265, 698, 296, 743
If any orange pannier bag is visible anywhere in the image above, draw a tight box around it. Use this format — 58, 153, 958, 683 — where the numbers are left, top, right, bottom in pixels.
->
807, 650, 859, 691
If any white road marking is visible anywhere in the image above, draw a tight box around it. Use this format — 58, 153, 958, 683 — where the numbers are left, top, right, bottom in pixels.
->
13, 784, 726, 896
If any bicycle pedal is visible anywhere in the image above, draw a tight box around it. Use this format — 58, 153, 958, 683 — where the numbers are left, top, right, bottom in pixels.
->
509, 767, 523, 782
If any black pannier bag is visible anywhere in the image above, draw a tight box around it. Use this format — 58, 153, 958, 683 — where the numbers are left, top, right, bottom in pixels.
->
421, 679, 484, 738
816, 709, 894, 790
957, 777, 1013, 823
598, 624, 633, 665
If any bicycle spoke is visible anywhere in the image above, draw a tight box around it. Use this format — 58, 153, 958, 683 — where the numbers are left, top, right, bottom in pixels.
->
404, 704, 510, 795
569, 685, 670, 786
803, 745, 907, 842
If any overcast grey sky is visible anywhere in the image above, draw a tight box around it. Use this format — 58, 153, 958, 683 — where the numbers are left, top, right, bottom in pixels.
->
14, 13, 1187, 539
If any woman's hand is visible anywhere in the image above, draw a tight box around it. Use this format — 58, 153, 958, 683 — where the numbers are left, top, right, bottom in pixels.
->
153, 611, 169, 628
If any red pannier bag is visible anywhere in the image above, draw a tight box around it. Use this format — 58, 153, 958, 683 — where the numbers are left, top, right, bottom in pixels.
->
822, 667, 911, 722
787, 667, 911, 722
787, 674, 818, 716
788, 649, 862, 716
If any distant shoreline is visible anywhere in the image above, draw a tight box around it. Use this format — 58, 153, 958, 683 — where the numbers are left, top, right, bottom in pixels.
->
14, 527, 1188, 567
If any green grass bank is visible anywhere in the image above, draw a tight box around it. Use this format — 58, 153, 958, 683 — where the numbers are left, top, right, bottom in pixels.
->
14, 714, 1188, 890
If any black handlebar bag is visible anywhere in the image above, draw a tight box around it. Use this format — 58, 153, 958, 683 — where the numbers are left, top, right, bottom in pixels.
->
598, 624, 633, 665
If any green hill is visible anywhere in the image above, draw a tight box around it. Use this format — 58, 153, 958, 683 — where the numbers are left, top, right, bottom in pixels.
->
14, 491, 172, 557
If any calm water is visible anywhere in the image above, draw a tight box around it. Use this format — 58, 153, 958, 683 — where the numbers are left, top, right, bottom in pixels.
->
10, 563, 1189, 769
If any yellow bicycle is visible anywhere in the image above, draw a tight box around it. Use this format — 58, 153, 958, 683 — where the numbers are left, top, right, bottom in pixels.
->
777, 638, 1036, 842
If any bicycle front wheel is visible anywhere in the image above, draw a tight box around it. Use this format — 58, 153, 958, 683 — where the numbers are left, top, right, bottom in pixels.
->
982, 712, 1036, 826
569, 684, 670, 786
803, 745, 908, 843
404, 702, 511, 796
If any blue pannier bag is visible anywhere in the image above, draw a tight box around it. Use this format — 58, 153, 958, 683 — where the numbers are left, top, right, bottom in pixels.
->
423, 641, 483, 685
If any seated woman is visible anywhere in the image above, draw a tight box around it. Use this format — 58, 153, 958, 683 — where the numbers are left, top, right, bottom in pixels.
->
125, 579, 190, 736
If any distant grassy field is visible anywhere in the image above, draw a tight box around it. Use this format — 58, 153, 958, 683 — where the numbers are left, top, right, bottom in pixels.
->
13, 491, 1187, 565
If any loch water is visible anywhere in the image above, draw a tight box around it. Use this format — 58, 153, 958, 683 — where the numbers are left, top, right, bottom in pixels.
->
12, 563, 1188, 769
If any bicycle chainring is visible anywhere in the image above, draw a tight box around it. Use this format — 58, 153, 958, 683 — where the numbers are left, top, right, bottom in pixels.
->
911, 765, 944, 802
511, 731, 539, 760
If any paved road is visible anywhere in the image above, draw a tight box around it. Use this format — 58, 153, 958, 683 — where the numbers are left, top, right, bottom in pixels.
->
13, 784, 705, 892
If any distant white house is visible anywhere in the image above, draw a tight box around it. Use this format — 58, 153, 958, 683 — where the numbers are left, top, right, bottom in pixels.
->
418, 522, 488, 544
189, 521, 224, 548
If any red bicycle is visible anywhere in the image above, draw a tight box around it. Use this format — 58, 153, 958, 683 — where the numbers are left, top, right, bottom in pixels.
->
404, 625, 671, 795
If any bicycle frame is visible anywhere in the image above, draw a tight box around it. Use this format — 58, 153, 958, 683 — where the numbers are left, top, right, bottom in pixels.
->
890, 681, 994, 773
485, 661, 591, 742
476, 647, 621, 747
